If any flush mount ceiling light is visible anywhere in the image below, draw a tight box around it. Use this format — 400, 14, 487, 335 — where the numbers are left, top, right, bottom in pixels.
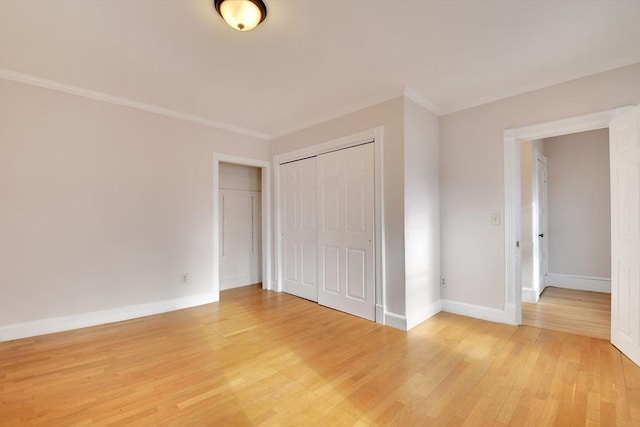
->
214, 0, 267, 32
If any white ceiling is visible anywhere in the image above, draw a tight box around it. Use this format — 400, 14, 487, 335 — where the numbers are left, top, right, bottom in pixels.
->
1, 0, 638, 139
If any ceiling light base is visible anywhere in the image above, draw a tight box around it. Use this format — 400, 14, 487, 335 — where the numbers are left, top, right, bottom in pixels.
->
214, 0, 267, 32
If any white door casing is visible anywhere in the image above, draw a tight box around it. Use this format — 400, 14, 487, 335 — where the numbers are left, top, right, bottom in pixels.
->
317, 143, 376, 321
609, 105, 640, 367
532, 154, 548, 298
280, 157, 318, 301
504, 107, 632, 326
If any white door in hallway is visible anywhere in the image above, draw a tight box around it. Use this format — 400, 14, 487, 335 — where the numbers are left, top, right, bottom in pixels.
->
533, 154, 548, 296
317, 143, 375, 321
280, 157, 318, 301
610, 105, 640, 367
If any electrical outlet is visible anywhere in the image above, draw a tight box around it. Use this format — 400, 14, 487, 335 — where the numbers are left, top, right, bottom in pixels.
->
180, 273, 189, 285
440, 277, 446, 287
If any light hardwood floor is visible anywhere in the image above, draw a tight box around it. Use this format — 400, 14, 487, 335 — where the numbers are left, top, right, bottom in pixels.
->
523, 287, 611, 340
1, 285, 639, 426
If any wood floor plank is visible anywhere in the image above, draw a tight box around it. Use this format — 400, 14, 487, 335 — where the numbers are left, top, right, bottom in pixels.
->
1, 284, 638, 425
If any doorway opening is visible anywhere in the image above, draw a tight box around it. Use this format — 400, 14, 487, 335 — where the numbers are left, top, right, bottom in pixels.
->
519, 129, 612, 339
503, 106, 630, 327
218, 162, 263, 291
212, 154, 271, 302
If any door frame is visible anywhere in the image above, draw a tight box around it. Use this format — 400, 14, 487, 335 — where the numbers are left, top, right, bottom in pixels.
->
213, 154, 271, 300
273, 126, 386, 323
503, 107, 632, 325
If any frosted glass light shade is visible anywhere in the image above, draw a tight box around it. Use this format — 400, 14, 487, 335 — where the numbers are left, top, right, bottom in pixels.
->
214, 0, 267, 31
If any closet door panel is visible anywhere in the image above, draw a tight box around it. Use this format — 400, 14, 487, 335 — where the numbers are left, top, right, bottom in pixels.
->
281, 158, 318, 301
317, 143, 375, 320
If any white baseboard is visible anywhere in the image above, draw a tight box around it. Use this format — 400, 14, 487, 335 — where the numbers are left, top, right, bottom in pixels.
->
0, 293, 218, 342
220, 276, 260, 290
522, 287, 539, 303
546, 273, 611, 293
441, 299, 508, 324
504, 303, 518, 325
262, 278, 280, 292
406, 300, 442, 330
384, 311, 407, 330
262, 280, 276, 291
376, 304, 385, 324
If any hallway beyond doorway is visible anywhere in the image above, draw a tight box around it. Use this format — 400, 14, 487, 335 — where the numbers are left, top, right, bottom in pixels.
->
522, 287, 611, 340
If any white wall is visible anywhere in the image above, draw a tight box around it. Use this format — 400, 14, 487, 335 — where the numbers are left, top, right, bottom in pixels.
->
219, 162, 262, 192
403, 98, 441, 328
545, 129, 611, 280
0, 78, 269, 330
440, 63, 640, 312
271, 97, 407, 317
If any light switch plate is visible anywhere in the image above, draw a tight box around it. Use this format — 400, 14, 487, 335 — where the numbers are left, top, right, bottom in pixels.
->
490, 213, 501, 225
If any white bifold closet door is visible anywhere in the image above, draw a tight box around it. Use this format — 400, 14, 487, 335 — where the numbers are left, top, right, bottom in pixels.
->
280, 143, 375, 320
281, 157, 318, 301
317, 143, 375, 321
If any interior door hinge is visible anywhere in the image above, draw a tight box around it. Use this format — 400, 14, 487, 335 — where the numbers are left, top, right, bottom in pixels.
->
516, 241, 520, 248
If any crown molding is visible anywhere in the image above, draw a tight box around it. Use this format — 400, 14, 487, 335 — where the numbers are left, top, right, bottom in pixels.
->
439, 57, 640, 116
0, 68, 270, 141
